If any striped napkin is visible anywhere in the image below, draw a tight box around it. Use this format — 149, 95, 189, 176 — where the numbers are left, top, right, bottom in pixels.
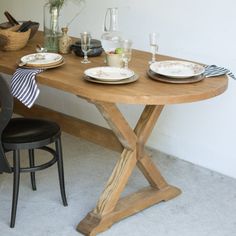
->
203, 65, 236, 80
11, 68, 44, 108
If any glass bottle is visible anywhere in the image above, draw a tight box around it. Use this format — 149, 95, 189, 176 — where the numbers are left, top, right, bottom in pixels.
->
43, 3, 60, 52
59, 27, 72, 54
101, 8, 122, 53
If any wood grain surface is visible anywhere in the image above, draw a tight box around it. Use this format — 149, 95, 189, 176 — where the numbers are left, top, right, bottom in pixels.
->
0, 32, 228, 105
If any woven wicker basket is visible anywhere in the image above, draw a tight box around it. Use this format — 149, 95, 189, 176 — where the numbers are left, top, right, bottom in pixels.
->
0, 25, 31, 51
0, 21, 39, 39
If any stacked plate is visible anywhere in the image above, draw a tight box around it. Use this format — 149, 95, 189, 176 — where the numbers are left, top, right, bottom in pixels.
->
83, 67, 139, 84
18, 52, 65, 69
147, 60, 205, 84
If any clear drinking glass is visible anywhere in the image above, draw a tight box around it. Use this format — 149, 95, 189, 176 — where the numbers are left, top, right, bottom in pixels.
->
121, 39, 132, 69
80, 32, 91, 64
149, 32, 159, 64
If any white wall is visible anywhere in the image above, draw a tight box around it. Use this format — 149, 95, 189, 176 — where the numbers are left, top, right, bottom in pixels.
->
1, 0, 236, 178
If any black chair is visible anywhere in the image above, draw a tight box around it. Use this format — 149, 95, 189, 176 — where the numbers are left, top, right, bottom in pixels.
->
0, 75, 67, 227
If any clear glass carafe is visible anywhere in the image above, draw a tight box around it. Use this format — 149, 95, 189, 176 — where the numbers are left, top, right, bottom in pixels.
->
43, 3, 60, 52
101, 8, 122, 53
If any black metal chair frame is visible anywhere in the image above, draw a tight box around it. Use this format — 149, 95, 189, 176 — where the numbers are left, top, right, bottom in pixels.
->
0, 75, 67, 227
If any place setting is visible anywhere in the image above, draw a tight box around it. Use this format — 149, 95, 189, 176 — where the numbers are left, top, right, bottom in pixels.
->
83, 66, 138, 84
83, 38, 139, 85
147, 60, 206, 84
146, 32, 235, 83
17, 52, 65, 69
10, 51, 66, 108
147, 59, 236, 83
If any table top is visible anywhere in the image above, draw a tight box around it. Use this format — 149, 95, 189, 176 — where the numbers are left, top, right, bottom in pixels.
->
0, 32, 228, 105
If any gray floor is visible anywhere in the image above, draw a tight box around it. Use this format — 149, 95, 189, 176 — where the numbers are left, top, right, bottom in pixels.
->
0, 132, 236, 236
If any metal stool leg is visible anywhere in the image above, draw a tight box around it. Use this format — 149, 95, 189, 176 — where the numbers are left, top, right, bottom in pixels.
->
55, 137, 68, 206
29, 149, 37, 191
10, 150, 20, 228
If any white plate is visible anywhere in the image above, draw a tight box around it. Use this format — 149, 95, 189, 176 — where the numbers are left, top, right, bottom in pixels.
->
84, 67, 135, 81
84, 74, 139, 84
20, 53, 63, 66
150, 60, 205, 78
18, 59, 65, 69
147, 69, 204, 84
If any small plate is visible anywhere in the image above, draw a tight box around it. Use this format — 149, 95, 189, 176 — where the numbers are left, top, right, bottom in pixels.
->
84, 67, 135, 81
150, 60, 205, 78
147, 69, 204, 84
83, 74, 139, 84
20, 53, 63, 67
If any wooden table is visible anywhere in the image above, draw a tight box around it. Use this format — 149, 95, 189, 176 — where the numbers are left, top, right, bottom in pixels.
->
0, 33, 228, 235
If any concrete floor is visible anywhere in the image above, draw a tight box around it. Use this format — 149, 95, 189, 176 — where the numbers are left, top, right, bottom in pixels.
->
0, 132, 236, 236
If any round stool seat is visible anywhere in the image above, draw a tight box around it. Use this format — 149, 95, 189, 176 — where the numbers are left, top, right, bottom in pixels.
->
2, 118, 60, 144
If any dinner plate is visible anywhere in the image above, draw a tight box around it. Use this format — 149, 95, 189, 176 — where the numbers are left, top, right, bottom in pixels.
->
84, 67, 135, 81
17, 59, 65, 69
16, 59, 65, 69
83, 74, 139, 84
147, 69, 205, 84
150, 60, 205, 78
20, 53, 63, 67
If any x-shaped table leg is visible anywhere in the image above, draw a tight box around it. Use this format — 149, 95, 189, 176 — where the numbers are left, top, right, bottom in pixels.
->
77, 102, 181, 236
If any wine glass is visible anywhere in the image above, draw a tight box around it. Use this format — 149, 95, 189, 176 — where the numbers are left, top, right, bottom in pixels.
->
149, 32, 159, 64
80, 32, 91, 64
121, 39, 132, 70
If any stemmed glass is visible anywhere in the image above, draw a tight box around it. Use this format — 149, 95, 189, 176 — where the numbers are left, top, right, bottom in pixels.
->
149, 32, 159, 64
80, 32, 91, 64
121, 39, 132, 70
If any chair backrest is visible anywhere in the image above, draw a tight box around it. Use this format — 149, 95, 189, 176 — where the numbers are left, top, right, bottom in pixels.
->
0, 75, 13, 172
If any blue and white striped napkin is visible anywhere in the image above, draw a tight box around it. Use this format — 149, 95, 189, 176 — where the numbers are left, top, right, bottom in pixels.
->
11, 68, 44, 108
203, 65, 236, 80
